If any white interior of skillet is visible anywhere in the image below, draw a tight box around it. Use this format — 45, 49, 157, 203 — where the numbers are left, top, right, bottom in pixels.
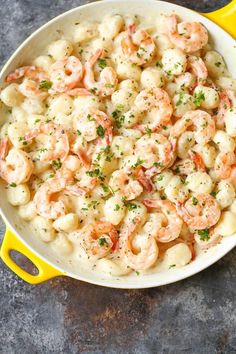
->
0, 0, 236, 288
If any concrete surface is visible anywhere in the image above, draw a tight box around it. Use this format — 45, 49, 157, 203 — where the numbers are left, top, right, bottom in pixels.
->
0, 1, 235, 353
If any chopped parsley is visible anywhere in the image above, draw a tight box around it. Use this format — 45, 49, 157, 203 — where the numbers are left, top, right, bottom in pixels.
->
215, 62, 221, 67
52, 160, 62, 170
176, 92, 184, 107
197, 229, 210, 241
157, 175, 164, 181
39, 80, 52, 90
132, 158, 145, 168
97, 58, 107, 70
9, 182, 17, 187
86, 168, 105, 181
98, 237, 109, 247
114, 204, 120, 211
169, 264, 176, 269
126, 202, 138, 211
145, 127, 152, 137
192, 196, 198, 205
194, 90, 205, 107
77, 129, 82, 136
210, 191, 218, 198
96, 125, 105, 138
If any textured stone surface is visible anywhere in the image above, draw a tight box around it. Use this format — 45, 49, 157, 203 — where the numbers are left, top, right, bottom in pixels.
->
0, 1, 235, 353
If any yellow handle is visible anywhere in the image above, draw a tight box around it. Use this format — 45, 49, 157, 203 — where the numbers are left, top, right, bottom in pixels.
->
0, 228, 63, 284
203, 0, 236, 38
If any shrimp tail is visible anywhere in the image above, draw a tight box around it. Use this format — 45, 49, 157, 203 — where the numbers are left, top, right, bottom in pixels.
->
189, 151, 206, 172
135, 167, 154, 192
0, 138, 9, 160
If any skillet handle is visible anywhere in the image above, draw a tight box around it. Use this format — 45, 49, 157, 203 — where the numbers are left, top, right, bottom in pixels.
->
0, 228, 63, 284
203, 0, 236, 38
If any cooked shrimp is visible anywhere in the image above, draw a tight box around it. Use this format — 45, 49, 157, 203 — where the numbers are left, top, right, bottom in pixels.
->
170, 110, 215, 145
0, 138, 9, 160
176, 193, 221, 230
5, 65, 47, 82
189, 151, 206, 172
83, 49, 118, 97
187, 56, 208, 84
214, 151, 235, 179
134, 88, 173, 131
194, 228, 221, 250
143, 199, 183, 242
0, 147, 33, 185
135, 133, 173, 176
173, 158, 196, 175
167, 14, 208, 53
25, 123, 69, 162
72, 221, 118, 257
34, 176, 68, 219
135, 167, 154, 192
109, 169, 143, 200
121, 24, 155, 66
50, 56, 83, 93
74, 108, 113, 145
119, 216, 158, 271
215, 90, 231, 129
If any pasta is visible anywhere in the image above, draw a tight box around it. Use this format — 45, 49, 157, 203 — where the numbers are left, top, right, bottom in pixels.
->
1, 12, 236, 276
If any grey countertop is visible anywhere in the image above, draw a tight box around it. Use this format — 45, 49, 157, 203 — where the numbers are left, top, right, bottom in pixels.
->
0, 1, 235, 353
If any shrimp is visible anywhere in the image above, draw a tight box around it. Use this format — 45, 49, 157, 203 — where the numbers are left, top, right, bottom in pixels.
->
109, 169, 143, 200
121, 24, 156, 66
83, 49, 118, 97
167, 14, 208, 53
34, 176, 69, 219
25, 123, 69, 162
194, 228, 221, 250
187, 56, 208, 84
173, 158, 196, 175
214, 151, 235, 179
0, 147, 33, 185
143, 199, 183, 243
5, 65, 47, 82
50, 56, 83, 93
135, 167, 154, 192
72, 221, 118, 258
170, 110, 215, 145
214, 90, 231, 129
176, 193, 221, 230
119, 216, 159, 271
189, 150, 206, 172
6, 65, 49, 99
134, 133, 173, 176
134, 88, 173, 131
74, 108, 113, 145
0, 138, 9, 160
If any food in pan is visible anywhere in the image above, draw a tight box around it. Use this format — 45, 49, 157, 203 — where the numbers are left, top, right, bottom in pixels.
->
1, 12, 236, 276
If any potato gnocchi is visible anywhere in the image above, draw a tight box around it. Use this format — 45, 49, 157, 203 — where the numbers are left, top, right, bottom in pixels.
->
1, 12, 236, 276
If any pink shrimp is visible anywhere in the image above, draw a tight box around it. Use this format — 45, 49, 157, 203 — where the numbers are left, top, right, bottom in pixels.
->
143, 199, 183, 243
187, 55, 208, 84
121, 24, 156, 66
214, 151, 235, 179
25, 123, 70, 162
5, 66, 47, 82
50, 56, 83, 93
134, 88, 173, 131
170, 110, 215, 145
167, 14, 208, 53
0, 147, 33, 185
194, 228, 221, 250
214, 90, 231, 129
0, 138, 9, 160
176, 193, 221, 230
189, 151, 206, 172
119, 216, 159, 271
135, 167, 154, 192
83, 49, 118, 97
